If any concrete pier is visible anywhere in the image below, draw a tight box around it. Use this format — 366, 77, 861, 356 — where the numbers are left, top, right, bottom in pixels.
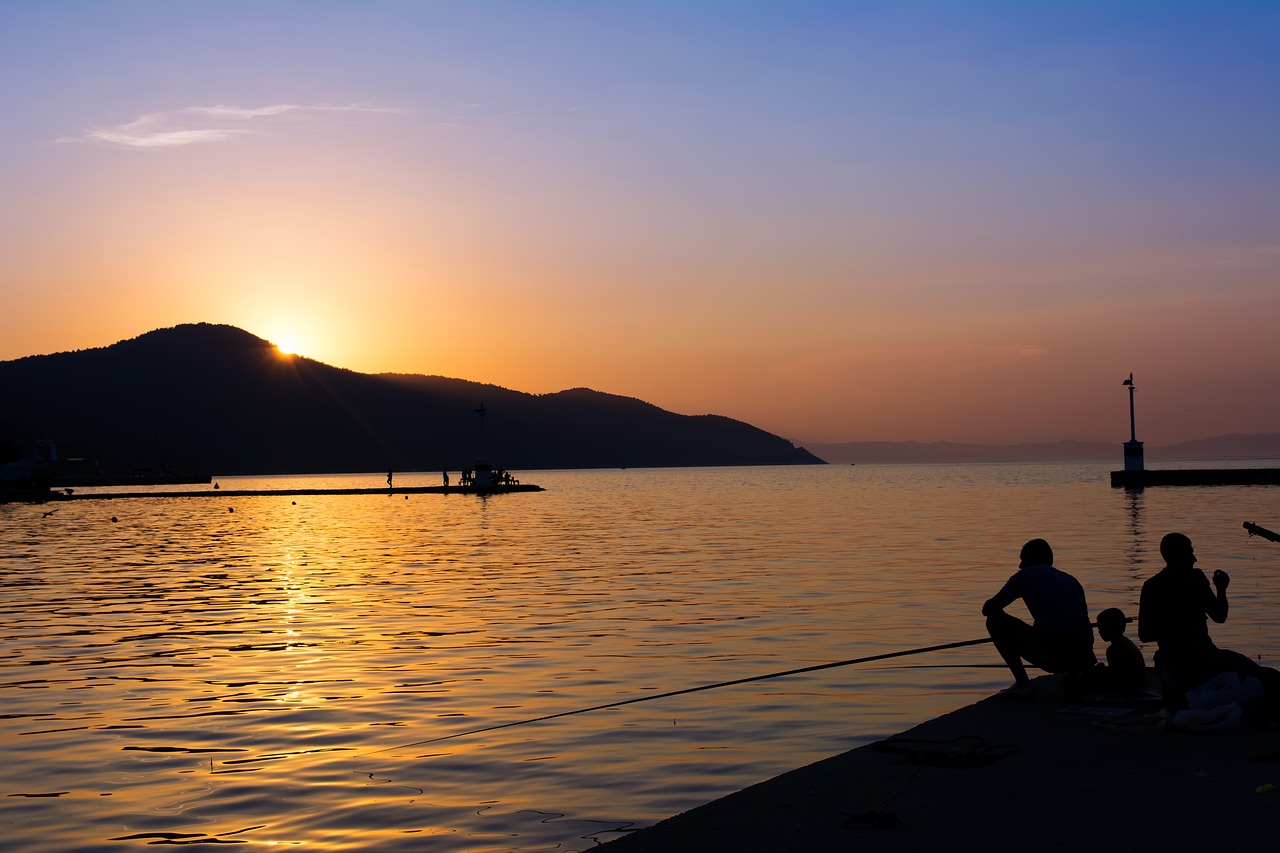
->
1110, 468, 1280, 487
5, 484, 544, 503
600, 673, 1279, 851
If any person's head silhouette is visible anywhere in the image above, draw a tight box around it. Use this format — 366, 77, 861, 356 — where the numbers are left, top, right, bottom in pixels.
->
1159, 533, 1196, 568
1096, 607, 1128, 642
1019, 538, 1053, 568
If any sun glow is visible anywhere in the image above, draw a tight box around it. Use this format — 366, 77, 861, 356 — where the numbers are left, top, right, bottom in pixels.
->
265, 325, 329, 360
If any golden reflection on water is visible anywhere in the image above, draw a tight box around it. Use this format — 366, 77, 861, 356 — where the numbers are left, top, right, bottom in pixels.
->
1, 463, 1278, 851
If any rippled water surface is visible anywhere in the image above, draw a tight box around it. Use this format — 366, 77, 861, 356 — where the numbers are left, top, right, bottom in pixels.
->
3, 463, 1279, 850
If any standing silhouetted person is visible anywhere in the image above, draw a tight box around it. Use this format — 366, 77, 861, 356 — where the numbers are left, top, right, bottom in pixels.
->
1139, 532, 1280, 716
983, 538, 1096, 699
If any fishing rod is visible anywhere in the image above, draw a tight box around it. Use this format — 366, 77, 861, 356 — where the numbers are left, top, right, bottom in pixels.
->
1244, 521, 1280, 543
361, 636, 994, 757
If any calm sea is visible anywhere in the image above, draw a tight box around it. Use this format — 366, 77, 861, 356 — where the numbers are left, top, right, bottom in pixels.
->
3, 462, 1278, 851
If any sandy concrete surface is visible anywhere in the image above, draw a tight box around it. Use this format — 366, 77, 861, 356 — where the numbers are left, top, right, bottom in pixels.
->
600, 674, 1280, 852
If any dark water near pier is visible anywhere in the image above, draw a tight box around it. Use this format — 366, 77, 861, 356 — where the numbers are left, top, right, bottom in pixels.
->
2, 463, 1278, 850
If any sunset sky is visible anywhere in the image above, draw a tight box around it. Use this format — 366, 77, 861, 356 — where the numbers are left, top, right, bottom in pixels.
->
2, 1, 1276, 446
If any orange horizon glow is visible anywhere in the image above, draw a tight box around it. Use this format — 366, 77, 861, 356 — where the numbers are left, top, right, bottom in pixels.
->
2, 4, 1277, 447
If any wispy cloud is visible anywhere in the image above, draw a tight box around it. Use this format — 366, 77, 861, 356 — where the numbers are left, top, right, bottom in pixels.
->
62, 103, 399, 149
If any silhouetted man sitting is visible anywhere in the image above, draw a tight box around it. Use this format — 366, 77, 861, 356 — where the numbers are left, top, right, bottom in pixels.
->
1139, 532, 1280, 719
983, 538, 1096, 699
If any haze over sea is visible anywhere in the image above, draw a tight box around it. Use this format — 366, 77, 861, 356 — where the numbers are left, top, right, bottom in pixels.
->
3, 462, 1278, 851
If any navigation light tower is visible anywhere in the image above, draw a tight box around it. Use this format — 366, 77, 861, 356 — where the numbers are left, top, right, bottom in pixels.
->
1121, 374, 1144, 472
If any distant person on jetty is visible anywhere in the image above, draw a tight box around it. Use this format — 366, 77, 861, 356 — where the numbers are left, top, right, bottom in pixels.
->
442, 470, 449, 487
982, 538, 1096, 699
387, 470, 394, 490
1138, 532, 1280, 718
1095, 608, 1146, 693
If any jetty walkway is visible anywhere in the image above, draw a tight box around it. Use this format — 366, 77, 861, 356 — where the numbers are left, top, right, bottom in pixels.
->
11, 484, 544, 503
1111, 467, 1280, 487
601, 672, 1279, 851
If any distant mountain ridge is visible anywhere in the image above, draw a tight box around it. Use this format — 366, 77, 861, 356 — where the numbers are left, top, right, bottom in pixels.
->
805, 434, 1280, 465
0, 323, 823, 474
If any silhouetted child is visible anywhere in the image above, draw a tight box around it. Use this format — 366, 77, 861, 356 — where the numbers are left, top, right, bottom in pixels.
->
1096, 608, 1146, 693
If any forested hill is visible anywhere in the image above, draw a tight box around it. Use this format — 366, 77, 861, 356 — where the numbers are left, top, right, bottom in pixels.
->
0, 323, 824, 475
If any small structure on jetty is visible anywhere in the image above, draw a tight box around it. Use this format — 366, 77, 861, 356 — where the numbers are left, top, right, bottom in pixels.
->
1109, 374, 1280, 487
458, 458, 521, 489
0, 439, 82, 502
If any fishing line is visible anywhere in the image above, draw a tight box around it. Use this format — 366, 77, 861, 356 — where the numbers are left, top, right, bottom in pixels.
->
360, 636, 994, 757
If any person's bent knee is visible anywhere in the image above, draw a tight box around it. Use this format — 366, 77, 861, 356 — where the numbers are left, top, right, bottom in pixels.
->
986, 611, 1026, 638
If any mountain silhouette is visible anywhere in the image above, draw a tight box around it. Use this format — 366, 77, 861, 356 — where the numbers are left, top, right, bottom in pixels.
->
0, 323, 824, 474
